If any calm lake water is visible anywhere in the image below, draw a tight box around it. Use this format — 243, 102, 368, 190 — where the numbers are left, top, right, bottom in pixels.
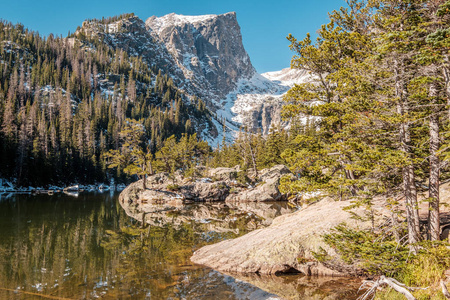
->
0, 192, 361, 299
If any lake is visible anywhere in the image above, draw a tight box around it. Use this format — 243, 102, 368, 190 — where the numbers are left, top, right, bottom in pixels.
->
0, 192, 361, 299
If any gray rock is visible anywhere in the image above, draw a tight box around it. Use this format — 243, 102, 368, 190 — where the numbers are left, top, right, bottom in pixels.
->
146, 12, 255, 106
191, 197, 390, 276
118, 177, 182, 206
208, 166, 239, 182
181, 181, 230, 201
226, 165, 292, 202
119, 165, 292, 206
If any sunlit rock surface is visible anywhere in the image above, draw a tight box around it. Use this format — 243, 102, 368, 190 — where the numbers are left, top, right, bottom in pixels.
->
191, 197, 390, 276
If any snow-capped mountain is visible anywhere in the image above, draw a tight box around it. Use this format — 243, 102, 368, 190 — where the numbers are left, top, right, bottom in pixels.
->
77, 13, 310, 143
217, 68, 311, 136
146, 12, 255, 106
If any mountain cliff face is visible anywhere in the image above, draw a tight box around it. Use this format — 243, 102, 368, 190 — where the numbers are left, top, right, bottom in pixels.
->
78, 13, 309, 142
146, 12, 255, 106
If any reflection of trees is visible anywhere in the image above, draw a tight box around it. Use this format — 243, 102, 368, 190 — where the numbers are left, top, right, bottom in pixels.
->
0, 193, 263, 299
0, 193, 125, 299
101, 223, 203, 298
0, 194, 360, 299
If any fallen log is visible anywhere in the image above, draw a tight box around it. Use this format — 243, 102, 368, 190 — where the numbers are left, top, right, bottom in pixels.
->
358, 275, 428, 300
441, 280, 450, 299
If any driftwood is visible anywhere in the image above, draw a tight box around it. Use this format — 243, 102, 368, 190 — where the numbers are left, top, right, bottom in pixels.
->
358, 275, 428, 300
441, 280, 450, 299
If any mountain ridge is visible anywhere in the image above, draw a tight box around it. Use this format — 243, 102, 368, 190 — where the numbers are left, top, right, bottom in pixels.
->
77, 12, 309, 141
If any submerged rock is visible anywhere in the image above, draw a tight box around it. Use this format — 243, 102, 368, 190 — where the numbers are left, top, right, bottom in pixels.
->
191, 197, 389, 276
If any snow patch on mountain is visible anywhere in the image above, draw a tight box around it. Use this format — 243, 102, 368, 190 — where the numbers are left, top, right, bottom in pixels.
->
262, 68, 311, 86
214, 68, 312, 137
149, 13, 220, 35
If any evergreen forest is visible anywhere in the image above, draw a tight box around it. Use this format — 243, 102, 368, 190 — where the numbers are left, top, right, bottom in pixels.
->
2, 0, 450, 298
0, 16, 212, 186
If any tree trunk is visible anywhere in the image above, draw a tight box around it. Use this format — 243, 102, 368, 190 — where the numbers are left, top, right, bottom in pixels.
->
344, 168, 358, 196
142, 174, 147, 190
359, 276, 425, 300
378, 276, 417, 300
398, 114, 420, 245
395, 68, 421, 246
248, 139, 258, 180
149, 160, 154, 175
428, 82, 440, 241
443, 58, 450, 121
441, 280, 450, 299
403, 162, 421, 245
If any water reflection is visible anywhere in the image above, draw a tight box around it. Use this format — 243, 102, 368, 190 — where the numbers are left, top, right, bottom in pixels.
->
0, 193, 361, 299
120, 199, 299, 234
226, 273, 362, 300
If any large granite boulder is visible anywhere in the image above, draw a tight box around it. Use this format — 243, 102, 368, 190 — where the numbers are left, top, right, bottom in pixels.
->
118, 176, 182, 206
191, 197, 389, 276
181, 181, 230, 201
208, 166, 239, 182
226, 165, 292, 202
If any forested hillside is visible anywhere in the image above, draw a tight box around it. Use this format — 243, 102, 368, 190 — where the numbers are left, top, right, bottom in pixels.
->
0, 16, 212, 186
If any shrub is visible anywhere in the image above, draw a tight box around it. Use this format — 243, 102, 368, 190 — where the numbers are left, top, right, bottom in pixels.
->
319, 224, 450, 299
317, 224, 409, 276
236, 171, 251, 185
166, 184, 180, 191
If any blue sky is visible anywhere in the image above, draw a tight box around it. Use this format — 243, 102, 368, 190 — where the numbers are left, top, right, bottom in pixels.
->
1, 0, 345, 73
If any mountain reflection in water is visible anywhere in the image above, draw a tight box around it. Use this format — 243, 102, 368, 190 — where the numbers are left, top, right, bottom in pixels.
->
0, 192, 361, 299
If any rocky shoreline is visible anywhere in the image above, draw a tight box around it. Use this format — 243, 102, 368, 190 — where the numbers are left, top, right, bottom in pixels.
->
190, 197, 386, 276
119, 164, 293, 205
117, 165, 413, 278
189, 183, 450, 278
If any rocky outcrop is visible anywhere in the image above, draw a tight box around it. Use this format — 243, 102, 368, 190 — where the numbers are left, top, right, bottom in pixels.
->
226, 68, 312, 135
119, 165, 291, 204
208, 166, 239, 182
119, 175, 183, 207
181, 181, 230, 201
191, 197, 389, 276
226, 165, 292, 202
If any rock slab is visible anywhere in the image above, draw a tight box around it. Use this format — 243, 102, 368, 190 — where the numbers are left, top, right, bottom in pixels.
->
191, 197, 387, 276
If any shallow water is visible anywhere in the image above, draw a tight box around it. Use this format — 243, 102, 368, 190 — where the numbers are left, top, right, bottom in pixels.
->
0, 192, 362, 299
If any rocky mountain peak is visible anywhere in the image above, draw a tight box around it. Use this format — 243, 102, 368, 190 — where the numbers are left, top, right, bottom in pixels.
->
145, 12, 255, 107
76, 12, 310, 144
146, 12, 237, 35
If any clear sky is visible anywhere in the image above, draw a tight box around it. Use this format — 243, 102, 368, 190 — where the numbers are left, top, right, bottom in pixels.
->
1, 0, 346, 73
